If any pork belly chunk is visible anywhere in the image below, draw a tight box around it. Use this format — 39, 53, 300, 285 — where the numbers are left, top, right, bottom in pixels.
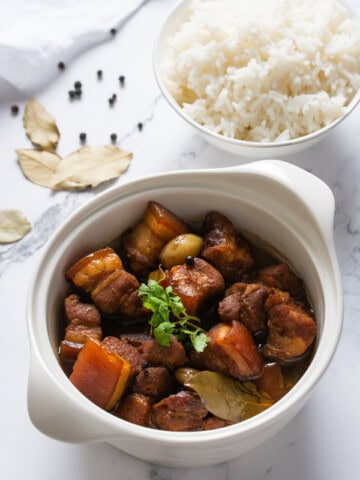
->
69, 338, 131, 411
201, 211, 254, 283
257, 263, 305, 299
92, 270, 147, 317
66, 247, 123, 292
219, 283, 269, 333
122, 201, 189, 277
133, 367, 175, 399
63, 323, 102, 345
254, 362, 286, 401
142, 336, 187, 370
114, 393, 152, 427
64, 293, 101, 326
151, 391, 208, 431
202, 416, 232, 430
59, 294, 103, 360
66, 247, 146, 318
102, 336, 143, 378
164, 257, 224, 316
263, 290, 317, 363
191, 321, 263, 380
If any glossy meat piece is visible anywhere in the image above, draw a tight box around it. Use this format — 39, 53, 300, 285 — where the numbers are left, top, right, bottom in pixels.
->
119, 333, 152, 349
142, 336, 187, 370
133, 367, 175, 399
254, 362, 286, 400
63, 323, 102, 344
201, 211, 254, 282
151, 391, 208, 431
92, 270, 147, 317
114, 393, 152, 427
58, 340, 83, 360
70, 338, 131, 410
263, 291, 317, 363
102, 336, 143, 378
164, 257, 224, 316
191, 321, 263, 380
64, 293, 101, 326
122, 201, 189, 277
59, 295, 103, 360
66, 247, 146, 318
202, 416, 232, 430
257, 263, 305, 299
219, 283, 269, 333
66, 247, 123, 292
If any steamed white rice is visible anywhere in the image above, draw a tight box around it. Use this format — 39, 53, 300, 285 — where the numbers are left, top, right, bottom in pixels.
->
161, 0, 360, 142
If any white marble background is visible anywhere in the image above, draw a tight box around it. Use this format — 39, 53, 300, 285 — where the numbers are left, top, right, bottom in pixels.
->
0, 0, 359, 479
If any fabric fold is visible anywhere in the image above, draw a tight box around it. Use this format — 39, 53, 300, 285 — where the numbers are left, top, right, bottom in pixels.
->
0, 0, 147, 101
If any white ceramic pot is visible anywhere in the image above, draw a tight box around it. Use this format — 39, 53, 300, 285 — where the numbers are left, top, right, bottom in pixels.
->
27, 160, 343, 467
153, 0, 360, 159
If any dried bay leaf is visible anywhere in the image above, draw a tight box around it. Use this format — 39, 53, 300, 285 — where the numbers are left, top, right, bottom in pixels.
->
23, 98, 60, 151
185, 371, 274, 422
16, 149, 62, 188
51, 145, 132, 191
0, 209, 31, 243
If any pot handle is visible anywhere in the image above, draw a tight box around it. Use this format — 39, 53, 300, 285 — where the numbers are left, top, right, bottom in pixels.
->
27, 349, 119, 444
231, 160, 336, 237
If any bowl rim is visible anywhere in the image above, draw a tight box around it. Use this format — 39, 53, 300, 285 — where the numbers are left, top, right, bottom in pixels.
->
153, 0, 360, 149
27, 162, 344, 447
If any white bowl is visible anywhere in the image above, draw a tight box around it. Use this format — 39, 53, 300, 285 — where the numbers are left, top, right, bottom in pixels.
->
153, 0, 360, 159
27, 160, 343, 467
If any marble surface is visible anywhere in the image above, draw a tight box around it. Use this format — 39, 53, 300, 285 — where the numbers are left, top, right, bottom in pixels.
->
1, 1, 360, 478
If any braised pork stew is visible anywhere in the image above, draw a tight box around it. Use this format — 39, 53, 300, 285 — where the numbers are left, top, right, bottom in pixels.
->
58, 201, 317, 431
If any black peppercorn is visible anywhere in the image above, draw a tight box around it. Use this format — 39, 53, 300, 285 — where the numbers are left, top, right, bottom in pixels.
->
137, 122, 143, 131
79, 132, 87, 142
68, 90, 76, 99
58, 61, 65, 70
119, 75, 125, 86
74, 81, 82, 91
108, 97, 114, 106
253, 331, 267, 347
110, 133, 117, 142
10, 105, 19, 115
185, 255, 194, 265
97, 70, 103, 79
110, 28, 117, 36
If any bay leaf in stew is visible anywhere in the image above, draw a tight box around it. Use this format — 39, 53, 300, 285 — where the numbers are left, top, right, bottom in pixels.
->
185, 371, 273, 422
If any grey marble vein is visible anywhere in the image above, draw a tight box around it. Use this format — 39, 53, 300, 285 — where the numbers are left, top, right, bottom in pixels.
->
119, 94, 163, 145
0, 192, 91, 278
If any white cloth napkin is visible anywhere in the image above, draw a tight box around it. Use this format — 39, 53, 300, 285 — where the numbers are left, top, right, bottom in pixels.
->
0, 0, 147, 102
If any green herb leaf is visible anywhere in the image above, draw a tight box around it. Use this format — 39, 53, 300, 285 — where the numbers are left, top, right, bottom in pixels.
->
191, 331, 209, 353
138, 279, 209, 352
153, 321, 174, 346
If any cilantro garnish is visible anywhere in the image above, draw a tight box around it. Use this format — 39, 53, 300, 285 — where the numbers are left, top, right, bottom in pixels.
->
138, 279, 209, 353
